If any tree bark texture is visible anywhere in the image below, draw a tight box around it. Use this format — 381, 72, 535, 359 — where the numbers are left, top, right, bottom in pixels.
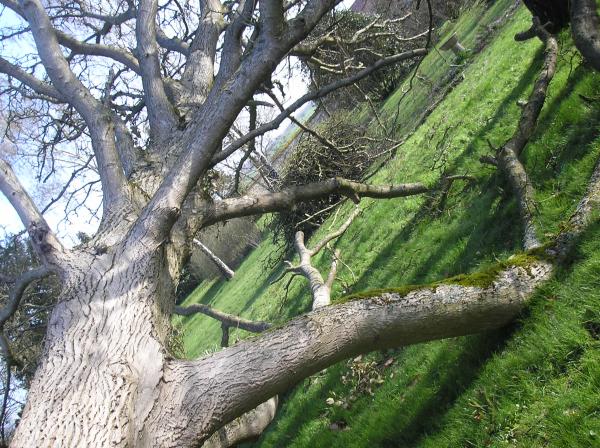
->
11, 251, 170, 446
571, 0, 600, 71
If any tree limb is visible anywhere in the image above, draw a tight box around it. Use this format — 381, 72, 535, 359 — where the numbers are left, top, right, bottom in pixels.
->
152, 259, 554, 445
260, 0, 285, 38
0, 56, 64, 102
192, 238, 235, 280
283, 206, 360, 309
127, 0, 405, 248
54, 30, 140, 73
214, 0, 256, 86
174, 304, 271, 333
553, 147, 600, 258
0, 159, 64, 262
309, 206, 361, 256
136, 0, 177, 136
496, 26, 558, 250
14, 0, 129, 208
179, 0, 224, 106
571, 0, 600, 71
156, 29, 190, 55
200, 178, 429, 227
0, 266, 52, 326
202, 397, 279, 448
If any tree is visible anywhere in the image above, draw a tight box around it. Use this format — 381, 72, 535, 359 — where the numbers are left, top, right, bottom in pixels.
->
0, 0, 598, 446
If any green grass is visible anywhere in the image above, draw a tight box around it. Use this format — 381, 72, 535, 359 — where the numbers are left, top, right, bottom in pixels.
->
176, 2, 600, 446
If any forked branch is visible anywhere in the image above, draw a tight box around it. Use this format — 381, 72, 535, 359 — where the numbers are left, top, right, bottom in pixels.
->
3, 0, 129, 207
136, 0, 177, 136
275, 207, 361, 310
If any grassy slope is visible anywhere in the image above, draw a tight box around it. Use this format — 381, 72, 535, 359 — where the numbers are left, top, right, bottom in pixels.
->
176, 2, 600, 446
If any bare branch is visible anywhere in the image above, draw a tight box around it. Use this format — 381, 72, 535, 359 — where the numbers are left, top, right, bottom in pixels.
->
309, 206, 361, 256
127, 0, 403, 247
54, 30, 140, 73
215, 0, 256, 85
277, 206, 360, 309
0, 159, 64, 261
260, 0, 284, 38
193, 238, 235, 280
136, 0, 177, 135
0, 267, 52, 327
179, 0, 224, 106
554, 150, 600, 257
14, 0, 129, 207
154, 260, 554, 445
156, 29, 190, 55
202, 397, 278, 448
232, 102, 257, 195
324, 248, 340, 289
201, 178, 429, 226
0, 56, 64, 102
174, 304, 271, 333
495, 25, 558, 250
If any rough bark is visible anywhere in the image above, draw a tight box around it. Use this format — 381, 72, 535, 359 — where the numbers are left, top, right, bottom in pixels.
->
571, 0, 600, 71
10, 250, 170, 446
175, 303, 275, 447
200, 178, 429, 226
2, 0, 597, 446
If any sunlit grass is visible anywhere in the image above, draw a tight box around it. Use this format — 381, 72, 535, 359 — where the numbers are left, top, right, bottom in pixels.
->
176, 2, 600, 446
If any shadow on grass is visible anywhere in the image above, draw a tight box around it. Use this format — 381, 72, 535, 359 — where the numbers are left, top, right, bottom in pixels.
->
389, 328, 517, 447
196, 280, 226, 305
253, 365, 346, 447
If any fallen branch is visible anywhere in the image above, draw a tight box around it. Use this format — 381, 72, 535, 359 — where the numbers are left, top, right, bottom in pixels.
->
193, 239, 235, 280
275, 206, 361, 310
481, 24, 558, 250
174, 304, 271, 334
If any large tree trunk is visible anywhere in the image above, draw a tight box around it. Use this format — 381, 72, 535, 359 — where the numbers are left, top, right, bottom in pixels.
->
11, 249, 171, 446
